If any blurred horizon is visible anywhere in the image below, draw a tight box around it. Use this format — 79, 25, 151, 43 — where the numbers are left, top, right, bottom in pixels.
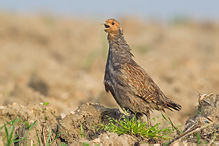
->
0, 0, 219, 21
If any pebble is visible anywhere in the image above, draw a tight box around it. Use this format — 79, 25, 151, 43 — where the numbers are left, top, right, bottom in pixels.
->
70, 111, 75, 115
93, 138, 100, 143
61, 113, 66, 119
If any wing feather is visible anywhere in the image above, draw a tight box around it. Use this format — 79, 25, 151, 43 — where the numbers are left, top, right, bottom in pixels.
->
119, 63, 181, 111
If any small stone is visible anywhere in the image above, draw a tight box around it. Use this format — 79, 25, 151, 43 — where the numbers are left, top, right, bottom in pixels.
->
61, 113, 66, 119
93, 138, 100, 143
0, 106, 4, 115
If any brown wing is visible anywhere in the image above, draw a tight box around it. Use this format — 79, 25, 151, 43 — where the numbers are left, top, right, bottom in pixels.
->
119, 63, 181, 111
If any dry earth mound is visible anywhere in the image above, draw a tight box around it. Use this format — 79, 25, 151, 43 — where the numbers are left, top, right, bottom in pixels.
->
0, 93, 218, 145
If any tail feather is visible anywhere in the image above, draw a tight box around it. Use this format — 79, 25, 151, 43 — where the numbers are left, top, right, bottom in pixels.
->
166, 101, 182, 111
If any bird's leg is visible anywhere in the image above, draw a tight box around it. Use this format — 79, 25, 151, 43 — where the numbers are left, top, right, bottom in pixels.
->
136, 112, 143, 121
145, 111, 152, 126
123, 107, 135, 120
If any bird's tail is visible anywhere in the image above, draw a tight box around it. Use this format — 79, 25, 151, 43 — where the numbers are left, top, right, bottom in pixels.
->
166, 100, 182, 111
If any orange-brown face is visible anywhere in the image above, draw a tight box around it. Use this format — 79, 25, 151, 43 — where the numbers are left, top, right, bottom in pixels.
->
104, 19, 122, 40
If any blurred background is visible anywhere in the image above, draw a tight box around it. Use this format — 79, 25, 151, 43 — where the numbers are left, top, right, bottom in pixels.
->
0, 0, 219, 125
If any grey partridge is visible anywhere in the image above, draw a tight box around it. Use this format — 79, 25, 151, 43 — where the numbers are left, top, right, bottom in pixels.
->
103, 19, 182, 122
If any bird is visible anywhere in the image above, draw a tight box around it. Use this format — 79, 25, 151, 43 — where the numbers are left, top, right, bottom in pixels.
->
103, 18, 182, 123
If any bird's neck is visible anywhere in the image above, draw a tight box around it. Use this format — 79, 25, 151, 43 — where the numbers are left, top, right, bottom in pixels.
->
108, 31, 133, 60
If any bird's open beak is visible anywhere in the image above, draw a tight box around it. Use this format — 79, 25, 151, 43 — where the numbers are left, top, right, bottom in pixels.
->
103, 22, 110, 31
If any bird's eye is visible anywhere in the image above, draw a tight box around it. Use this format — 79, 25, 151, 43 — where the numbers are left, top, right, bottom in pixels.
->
112, 22, 115, 25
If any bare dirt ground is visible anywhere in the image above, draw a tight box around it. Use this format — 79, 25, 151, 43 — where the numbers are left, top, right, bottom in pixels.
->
0, 13, 218, 145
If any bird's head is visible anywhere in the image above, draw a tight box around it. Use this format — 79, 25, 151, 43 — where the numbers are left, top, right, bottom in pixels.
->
104, 19, 122, 40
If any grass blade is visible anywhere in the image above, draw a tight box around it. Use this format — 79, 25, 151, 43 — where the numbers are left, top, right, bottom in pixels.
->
49, 131, 60, 145
46, 127, 52, 146
80, 124, 84, 138
4, 124, 9, 144
36, 130, 41, 146
13, 120, 37, 143
9, 124, 15, 144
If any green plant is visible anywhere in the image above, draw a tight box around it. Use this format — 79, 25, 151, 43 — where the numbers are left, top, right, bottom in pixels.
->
100, 114, 172, 140
80, 124, 84, 138
0, 118, 37, 146
59, 143, 68, 146
36, 127, 60, 146
82, 142, 90, 146
81, 142, 99, 146
46, 128, 59, 146
213, 130, 217, 143
43, 102, 50, 106
42, 102, 49, 113
35, 129, 41, 146
161, 113, 182, 135
197, 133, 201, 144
